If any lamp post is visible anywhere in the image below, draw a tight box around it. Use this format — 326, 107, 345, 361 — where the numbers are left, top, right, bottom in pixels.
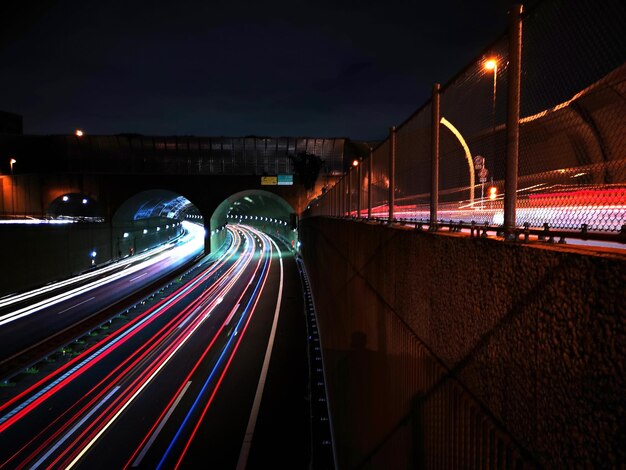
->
9, 158, 16, 215
352, 159, 360, 218
484, 58, 498, 132
484, 58, 498, 212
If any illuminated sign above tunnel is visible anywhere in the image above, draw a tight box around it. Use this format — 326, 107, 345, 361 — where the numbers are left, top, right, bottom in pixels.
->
260, 174, 293, 186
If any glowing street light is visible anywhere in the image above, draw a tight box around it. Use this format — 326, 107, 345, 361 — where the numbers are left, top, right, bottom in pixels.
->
75, 129, 84, 137
352, 159, 359, 167
483, 57, 499, 137
9, 158, 16, 175
489, 186, 497, 200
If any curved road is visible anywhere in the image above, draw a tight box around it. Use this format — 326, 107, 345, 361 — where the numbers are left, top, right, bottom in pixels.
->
0, 224, 307, 469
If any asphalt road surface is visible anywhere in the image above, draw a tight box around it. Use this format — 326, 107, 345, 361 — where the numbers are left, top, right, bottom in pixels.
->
0, 224, 310, 469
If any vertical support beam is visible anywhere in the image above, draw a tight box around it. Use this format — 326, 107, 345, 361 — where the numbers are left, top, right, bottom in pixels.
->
346, 167, 352, 217
431, 83, 440, 230
388, 126, 396, 222
357, 160, 362, 218
342, 177, 347, 217
339, 179, 343, 217
367, 147, 373, 219
504, 4, 523, 240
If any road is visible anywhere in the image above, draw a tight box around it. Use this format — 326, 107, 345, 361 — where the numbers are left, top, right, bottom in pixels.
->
0, 224, 309, 469
0, 221, 205, 374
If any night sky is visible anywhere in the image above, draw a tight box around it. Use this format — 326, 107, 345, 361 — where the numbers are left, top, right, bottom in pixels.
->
1, 0, 526, 141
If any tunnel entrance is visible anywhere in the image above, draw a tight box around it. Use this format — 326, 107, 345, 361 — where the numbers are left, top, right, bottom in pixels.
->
211, 190, 297, 251
112, 189, 203, 259
47, 193, 103, 221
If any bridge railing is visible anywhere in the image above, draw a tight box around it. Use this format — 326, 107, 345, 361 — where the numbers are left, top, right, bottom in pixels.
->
308, 0, 626, 243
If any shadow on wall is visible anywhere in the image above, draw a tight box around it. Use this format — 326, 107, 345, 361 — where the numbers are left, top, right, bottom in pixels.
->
300, 217, 625, 469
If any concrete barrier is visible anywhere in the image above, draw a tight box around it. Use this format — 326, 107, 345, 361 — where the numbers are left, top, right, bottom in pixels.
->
300, 216, 626, 468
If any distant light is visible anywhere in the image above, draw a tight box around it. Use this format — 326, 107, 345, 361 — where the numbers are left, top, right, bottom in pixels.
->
10, 158, 16, 165
75, 129, 84, 137
352, 159, 359, 167
166, 225, 169, 229
484, 58, 497, 71
489, 187, 497, 200
82, 198, 88, 204
143, 229, 148, 234
157, 227, 160, 231
91, 251, 97, 257
123, 232, 129, 238
62, 195, 69, 202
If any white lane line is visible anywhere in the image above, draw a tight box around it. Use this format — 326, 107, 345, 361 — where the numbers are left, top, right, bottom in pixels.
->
129, 273, 148, 282
236, 236, 284, 470
132, 381, 193, 467
57, 297, 96, 314
30, 386, 121, 470
224, 303, 240, 326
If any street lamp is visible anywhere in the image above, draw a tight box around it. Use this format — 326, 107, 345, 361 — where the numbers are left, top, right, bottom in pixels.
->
484, 57, 499, 213
9, 158, 16, 175
75, 129, 84, 137
484, 57, 498, 143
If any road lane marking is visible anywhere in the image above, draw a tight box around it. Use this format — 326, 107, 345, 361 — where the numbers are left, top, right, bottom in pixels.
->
132, 381, 193, 467
30, 386, 120, 470
224, 303, 240, 326
236, 236, 284, 470
129, 273, 148, 282
57, 297, 96, 314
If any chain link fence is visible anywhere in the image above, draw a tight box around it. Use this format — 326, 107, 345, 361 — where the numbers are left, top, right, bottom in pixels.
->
310, 0, 626, 239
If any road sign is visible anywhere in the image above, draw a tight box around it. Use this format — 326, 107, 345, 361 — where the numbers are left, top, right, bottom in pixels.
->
473, 155, 485, 171
478, 167, 488, 179
277, 174, 293, 185
261, 176, 278, 185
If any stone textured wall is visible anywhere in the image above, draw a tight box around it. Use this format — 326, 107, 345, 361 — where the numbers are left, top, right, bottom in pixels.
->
300, 217, 626, 468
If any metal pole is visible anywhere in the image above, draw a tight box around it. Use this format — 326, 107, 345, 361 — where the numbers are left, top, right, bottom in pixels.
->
388, 126, 396, 222
342, 177, 346, 217
347, 169, 352, 217
430, 84, 440, 230
367, 147, 373, 219
357, 161, 361, 218
504, 4, 523, 240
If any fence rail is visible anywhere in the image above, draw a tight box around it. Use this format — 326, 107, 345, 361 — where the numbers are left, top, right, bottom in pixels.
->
306, 0, 626, 244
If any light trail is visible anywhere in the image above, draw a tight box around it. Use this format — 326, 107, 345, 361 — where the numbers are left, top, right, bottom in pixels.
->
0, 222, 204, 327
1, 225, 285, 470
0, 222, 195, 310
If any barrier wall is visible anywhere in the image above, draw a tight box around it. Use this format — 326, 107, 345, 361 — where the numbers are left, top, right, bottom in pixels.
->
0, 220, 184, 297
300, 217, 626, 468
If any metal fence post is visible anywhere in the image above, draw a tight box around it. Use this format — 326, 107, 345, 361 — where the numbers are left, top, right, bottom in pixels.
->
389, 126, 396, 222
368, 147, 373, 219
348, 169, 352, 217
431, 83, 440, 230
504, 4, 523, 240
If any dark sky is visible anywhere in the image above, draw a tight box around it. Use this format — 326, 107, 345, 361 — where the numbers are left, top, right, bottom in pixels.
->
1, 0, 527, 140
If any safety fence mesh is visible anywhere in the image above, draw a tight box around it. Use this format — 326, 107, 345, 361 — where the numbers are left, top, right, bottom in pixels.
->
310, 0, 626, 235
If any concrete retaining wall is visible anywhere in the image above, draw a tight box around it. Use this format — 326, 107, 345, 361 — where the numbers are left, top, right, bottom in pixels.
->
0, 220, 184, 297
300, 217, 626, 468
